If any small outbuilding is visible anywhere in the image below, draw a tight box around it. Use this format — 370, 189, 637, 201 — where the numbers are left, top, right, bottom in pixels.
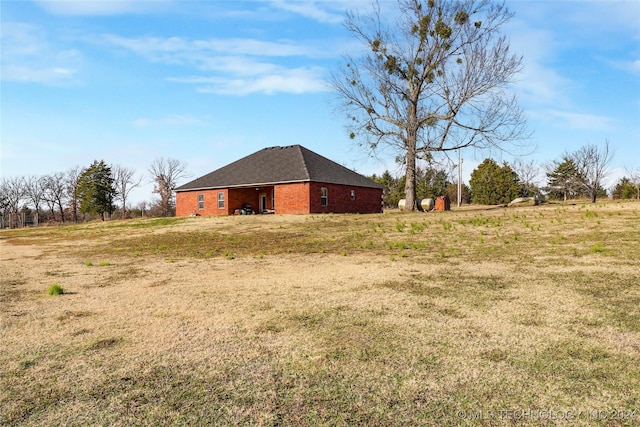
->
435, 195, 451, 211
175, 145, 384, 216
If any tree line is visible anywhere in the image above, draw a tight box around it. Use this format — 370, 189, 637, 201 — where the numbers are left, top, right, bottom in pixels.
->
2, 142, 637, 228
371, 141, 639, 208
0, 158, 189, 228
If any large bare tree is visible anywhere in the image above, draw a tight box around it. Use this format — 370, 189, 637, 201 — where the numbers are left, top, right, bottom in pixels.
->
66, 166, 83, 223
1, 176, 26, 228
572, 140, 614, 203
24, 175, 47, 226
112, 165, 142, 218
331, 0, 527, 210
148, 157, 190, 217
43, 172, 68, 223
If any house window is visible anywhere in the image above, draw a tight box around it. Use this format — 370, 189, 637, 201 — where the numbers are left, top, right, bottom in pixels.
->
217, 192, 225, 209
321, 187, 328, 206
197, 193, 204, 210
350, 189, 356, 201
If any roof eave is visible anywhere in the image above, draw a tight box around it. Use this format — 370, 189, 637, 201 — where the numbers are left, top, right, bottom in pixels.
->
176, 178, 383, 192
175, 179, 311, 192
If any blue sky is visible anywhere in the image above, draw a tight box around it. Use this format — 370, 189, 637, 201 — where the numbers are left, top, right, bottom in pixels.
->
1, 0, 639, 204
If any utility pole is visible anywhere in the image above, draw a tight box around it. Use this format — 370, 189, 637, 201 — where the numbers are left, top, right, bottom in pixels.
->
457, 149, 463, 208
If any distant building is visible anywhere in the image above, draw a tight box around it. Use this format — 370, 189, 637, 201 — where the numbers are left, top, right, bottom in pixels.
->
175, 145, 384, 216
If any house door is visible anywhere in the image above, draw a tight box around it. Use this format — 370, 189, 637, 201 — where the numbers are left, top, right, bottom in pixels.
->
259, 193, 267, 213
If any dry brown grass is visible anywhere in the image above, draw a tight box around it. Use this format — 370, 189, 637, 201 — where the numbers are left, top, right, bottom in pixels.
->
1, 200, 639, 425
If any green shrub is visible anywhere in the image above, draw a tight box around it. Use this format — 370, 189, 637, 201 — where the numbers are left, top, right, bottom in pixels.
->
48, 284, 64, 296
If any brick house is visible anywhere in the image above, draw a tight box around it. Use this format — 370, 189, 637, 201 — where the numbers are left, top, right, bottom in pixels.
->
175, 145, 384, 216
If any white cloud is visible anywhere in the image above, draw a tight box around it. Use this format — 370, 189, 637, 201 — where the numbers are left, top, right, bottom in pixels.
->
514, 63, 572, 108
134, 114, 202, 128
194, 38, 322, 57
607, 58, 640, 76
179, 66, 328, 96
507, 20, 573, 108
269, 0, 345, 24
196, 56, 280, 76
102, 34, 327, 62
563, 1, 640, 39
33, 0, 170, 16
0, 22, 81, 84
101, 33, 332, 95
546, 110, 615, 132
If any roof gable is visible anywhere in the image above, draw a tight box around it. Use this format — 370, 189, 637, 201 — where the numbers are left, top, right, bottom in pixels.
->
176, 145, 383, 191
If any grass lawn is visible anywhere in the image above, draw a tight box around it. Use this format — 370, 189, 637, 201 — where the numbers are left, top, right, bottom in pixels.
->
1, 200, 639, 425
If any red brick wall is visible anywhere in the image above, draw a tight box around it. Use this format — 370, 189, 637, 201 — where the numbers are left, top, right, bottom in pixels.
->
176, 182, 382, 216
274, 182, 310, 214
307, 182, 383, 214
176, 189, 230, 216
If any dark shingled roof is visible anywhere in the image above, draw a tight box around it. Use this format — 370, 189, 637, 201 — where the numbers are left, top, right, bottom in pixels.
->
176, 145, 383, 191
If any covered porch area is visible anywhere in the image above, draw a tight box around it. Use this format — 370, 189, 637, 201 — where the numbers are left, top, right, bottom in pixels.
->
228, 185, 275, 214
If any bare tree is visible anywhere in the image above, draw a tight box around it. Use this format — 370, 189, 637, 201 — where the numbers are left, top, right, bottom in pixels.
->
625, 166, 640, 200
136, 200, 148, 218
66, 166, 83, 223
1, 176, 26, 228
41, 175, 56, 221
0, 179, 9, 228
24, 175, 47, 226
43, 172, 68, 223
512, 159, 540, 197
148, 157, 190, 217
572, 140, 614, 203
330, 0, 528, 210
112, 165, 142, 218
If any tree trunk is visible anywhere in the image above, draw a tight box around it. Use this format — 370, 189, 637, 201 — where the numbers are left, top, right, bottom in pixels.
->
58, 202, 65, 223
403, 136, 418, 211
